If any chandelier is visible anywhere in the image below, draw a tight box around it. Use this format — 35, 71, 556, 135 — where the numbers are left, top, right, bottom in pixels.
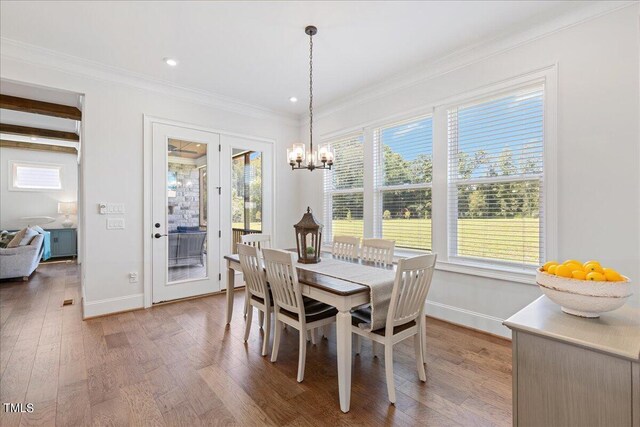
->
288, 26, 334, 171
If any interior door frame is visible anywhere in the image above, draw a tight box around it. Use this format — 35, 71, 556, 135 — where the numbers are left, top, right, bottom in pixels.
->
143, 115, 276, 308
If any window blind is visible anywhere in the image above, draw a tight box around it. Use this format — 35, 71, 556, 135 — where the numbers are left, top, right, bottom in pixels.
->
323, 134, 364, 243
373, 116, 433, 250
447, 84, 544, 268
12, 163, 62, 190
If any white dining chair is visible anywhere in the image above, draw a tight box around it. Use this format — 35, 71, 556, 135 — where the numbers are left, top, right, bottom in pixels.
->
332, 236, 360, 260
237, 244, 272, 357
361, 238, 395, 266
240, 233, 271, 320
351, 253, 437, 404
241, 233, 271, 250
263, 248, 338, 383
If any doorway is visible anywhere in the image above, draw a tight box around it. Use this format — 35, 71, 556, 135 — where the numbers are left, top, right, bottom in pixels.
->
148, 121, 274, 304
151, 123, 220, 303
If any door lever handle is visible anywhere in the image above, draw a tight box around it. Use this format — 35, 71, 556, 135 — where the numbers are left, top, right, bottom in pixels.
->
154, 233, 167, 239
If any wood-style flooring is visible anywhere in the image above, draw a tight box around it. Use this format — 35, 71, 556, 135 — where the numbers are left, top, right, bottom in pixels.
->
0, 262, 512, 426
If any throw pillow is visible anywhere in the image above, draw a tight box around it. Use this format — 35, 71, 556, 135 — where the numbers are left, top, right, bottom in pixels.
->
7, 228, 27, 248
31, 225, 46, 234
19, 227, 39, 246
0, 231, 15, 248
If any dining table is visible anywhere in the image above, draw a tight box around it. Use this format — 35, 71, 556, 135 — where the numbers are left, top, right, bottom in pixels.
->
224, 250, 427, 413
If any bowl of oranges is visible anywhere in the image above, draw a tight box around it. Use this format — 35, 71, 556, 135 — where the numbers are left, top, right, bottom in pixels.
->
536, 260, 632, 318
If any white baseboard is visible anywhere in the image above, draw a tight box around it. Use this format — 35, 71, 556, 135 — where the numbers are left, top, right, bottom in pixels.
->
425, 300, 511, 338
83, 293, 144, 318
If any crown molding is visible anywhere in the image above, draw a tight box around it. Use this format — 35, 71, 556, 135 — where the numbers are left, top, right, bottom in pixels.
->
309, 0, 637, 124
0, 37, 299, 127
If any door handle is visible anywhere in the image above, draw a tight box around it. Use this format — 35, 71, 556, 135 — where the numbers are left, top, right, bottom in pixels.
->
154, 233, 167, 239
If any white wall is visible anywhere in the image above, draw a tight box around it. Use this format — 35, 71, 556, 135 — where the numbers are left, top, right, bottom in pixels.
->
0, 53, 300, 317
0, 147, 78, 230
299, 5, 640, 336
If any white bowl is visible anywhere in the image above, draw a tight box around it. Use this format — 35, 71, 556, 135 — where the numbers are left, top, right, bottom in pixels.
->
536, 269, 633, 318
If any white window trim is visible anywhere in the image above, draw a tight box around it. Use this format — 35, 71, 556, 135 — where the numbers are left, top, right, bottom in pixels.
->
436, 66, 557, 282
319, 65, 557, 285
9, 160, 64, 192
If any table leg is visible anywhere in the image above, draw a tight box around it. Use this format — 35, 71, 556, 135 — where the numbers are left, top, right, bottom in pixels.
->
226, 265, 235, 325
336, 310, 352, 413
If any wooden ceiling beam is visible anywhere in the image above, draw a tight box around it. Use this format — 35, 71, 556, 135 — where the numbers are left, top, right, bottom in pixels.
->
0, 94, 81, 120
0, 140, 77, 154
0, 123, 79, 142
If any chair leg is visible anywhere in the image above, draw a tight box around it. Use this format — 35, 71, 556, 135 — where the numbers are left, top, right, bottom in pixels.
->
297, 328, 307, 383
384, 344, 396, 404
258, 310, 264, 329
271, 318, 281, 363
415, 334, 426, 382
322, 324, 330, 339
355, 335, 362, 355
310, 328, 318, 346
421, 315, 427, 363
243, 305, 253, 342
372, 341, 382, 358
243, 287, 249, 318
261, 308, 271, 357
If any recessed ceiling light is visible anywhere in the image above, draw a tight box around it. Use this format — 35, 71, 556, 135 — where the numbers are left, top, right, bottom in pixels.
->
196, 144, 201, 147
164, 57, 178, 67
289, 97, 298, 103
30, 137, 37, 141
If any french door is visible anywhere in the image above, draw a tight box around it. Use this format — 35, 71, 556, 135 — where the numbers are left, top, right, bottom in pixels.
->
152, 123, 220, 303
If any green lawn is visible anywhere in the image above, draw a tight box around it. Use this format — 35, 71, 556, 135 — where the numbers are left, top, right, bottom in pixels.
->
331, 218, 540, 265
232, 222, 262, 231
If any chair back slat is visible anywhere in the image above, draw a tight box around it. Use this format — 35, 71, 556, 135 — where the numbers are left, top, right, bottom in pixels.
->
387, 253, 437, 331
263, 249, 303, 315
361, 238, 395, 266
332, 236, 360, 259
241, 234, 271, 251
237, 244, 268, 300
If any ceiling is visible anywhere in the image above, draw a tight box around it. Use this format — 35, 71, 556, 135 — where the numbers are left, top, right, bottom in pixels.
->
0, 1, 598, 116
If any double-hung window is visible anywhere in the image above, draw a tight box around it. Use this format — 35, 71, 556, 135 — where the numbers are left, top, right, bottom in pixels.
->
373, 116, 433, 250
323, 133, 364, 243
447, 83, 545, 269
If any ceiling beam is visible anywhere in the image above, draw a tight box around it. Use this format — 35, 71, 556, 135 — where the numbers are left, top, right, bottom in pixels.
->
0, 94, 81, 120
0, 140, 77, 154
0, 123, 79, 142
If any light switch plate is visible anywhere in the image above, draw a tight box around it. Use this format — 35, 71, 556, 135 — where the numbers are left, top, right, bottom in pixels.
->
107, 217, 125, 230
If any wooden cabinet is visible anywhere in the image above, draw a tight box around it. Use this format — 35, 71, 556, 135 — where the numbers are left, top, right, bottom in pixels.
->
505, 297, 640, 427
47, 228, 77, 258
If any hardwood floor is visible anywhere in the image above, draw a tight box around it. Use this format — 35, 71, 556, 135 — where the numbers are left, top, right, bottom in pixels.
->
0, 263, 512, 426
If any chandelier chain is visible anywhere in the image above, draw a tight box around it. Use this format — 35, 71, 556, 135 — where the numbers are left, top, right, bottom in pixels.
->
309, 31, 313, 153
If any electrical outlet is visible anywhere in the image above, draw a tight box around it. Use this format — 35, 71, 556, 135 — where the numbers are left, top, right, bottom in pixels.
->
129, 272, 138, 283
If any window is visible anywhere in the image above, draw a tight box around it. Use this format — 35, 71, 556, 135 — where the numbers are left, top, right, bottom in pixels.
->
323, 134, 364, 242
232, 151, 262, 232
374, 117, 433, 250
447, 84, 544, 269
11, 162, 62, 191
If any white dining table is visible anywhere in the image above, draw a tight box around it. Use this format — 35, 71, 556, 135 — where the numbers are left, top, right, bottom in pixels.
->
224, 252, 416, 413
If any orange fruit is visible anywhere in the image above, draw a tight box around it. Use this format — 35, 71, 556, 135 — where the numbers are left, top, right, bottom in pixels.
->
542, 261, 558, 272
583, 260, 601, 268
586, 272, 606, 281
603, 268, 624, 282
548, 265, 558, 275
564, 263, 582, 272
583, 263, 604, 274
563, 259, 582, 267
555, 265, 572, 278
571, 270, 587, 280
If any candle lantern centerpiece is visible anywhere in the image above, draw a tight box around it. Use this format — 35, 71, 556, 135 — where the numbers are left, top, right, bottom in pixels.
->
294, 207, 323, 264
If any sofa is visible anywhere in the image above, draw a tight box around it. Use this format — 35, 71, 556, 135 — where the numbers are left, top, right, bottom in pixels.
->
168, 231, 206, 267
0, 234, 45, 280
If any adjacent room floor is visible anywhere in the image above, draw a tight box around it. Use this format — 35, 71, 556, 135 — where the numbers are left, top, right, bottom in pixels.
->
0, 263, 512, 426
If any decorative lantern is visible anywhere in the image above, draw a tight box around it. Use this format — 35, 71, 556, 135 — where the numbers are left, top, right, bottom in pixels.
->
294, 207, 323, 264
